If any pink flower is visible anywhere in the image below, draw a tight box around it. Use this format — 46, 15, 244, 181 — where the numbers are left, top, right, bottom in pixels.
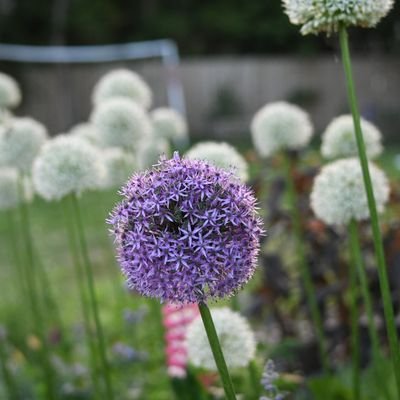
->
162, 304, 199, 378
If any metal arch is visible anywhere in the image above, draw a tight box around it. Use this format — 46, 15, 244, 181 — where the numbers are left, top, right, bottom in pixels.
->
0, 39, 186, 116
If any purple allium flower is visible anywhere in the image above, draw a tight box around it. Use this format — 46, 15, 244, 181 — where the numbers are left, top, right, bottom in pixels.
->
108, 152, 263, 304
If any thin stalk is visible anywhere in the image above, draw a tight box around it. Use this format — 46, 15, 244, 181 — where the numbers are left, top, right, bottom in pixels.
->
198, 302, 237, 400
348, 223, 361, 400
349, 220, 391, 400
339, 25, 400, 395
70, 193, 114, 400
349, 221, 381, 359
283, 155, 329, 374
62, 197, 100, 396
248, 360, 261, 399
0, 341, 18, 399
7, 210, 29, 305
17, 177, 56, 400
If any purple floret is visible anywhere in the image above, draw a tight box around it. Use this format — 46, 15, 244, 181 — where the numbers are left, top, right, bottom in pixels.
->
108, 152, 264, 304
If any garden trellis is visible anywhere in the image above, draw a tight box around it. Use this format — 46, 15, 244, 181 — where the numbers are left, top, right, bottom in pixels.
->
0, 39, 186, 120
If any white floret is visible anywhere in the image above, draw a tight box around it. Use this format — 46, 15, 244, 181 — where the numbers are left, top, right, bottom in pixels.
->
32, 135, 104, 201
100, 148, 137, 189
0, 117, 48, 172
92, 69, 152, 109
321, 114, 382, 159
186, 307, 256, 371
69, 122, 101, 147
251, 101, 313, 157
136, 135, 170, 170
0, 72, 21, 108
186, 141, 249, 182
150, 108, 188, 147
283, 0, 394, 35
310, 158, 389, 226
91, 98, 152, 151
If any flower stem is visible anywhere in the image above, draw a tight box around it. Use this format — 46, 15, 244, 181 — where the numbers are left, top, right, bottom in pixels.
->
348, 221, 361, 400
0, 340, 19, 399
63, 197, 101, 396
17, 176, 56, 400
349, 220, 391, 400
70, 193, 114, 400
283, 154, 330, 374
198, 303, 237, 400
248, 360, 261, 399
339, 25, 400, 395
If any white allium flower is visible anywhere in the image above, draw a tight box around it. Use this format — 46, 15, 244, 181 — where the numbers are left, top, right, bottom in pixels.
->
186, 307, 256, 371
0, 168, 19, 210
311, 158, 389, 226
0, 168, 33, 210
32, 136, 104, 201
150, 108, 188, 147
69, 122, 100, 147
251, 101, 314, 158
92, 69, 152, 109
100, 148, 137, 189
321, 114, 382, 160
0, 72, 21, 108
0, 117, 48, 172
185, 141, 249, 181
136, 135, 170, 170
90, 98, 152, 151
283, 0, 394, 35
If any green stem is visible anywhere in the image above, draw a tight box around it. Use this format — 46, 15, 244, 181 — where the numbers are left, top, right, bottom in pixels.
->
17, 176, 57, 400
249, 360, 261, 399
0, 340, 18, 399
349, 221, 381, 359
339, 25, 400, 396
349, 220, 391, 400
348, 221, 361, 400
62, 197, 100, 396
198, 303, 237, 400
283, 154, 330, 374
70, 193, 114, 400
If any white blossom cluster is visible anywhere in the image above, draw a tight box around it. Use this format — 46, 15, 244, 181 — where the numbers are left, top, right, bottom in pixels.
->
136, 136, 170, 170
186, 307, 256, 371
0, 72, 21, 109
283, 0, 394, 35
185, 141, 249, 182
90, 98, 152, 151
321, 114, 382, 160
0, 117, 48, 172
32, 136, 104, 201
92, 69, 152, 109
69, 122, 100, 147
150, 108, 188, 148
311, 158, 389, 226
100, 148, 137, 189
0, 168, 21, 210
251, 101, 314, 158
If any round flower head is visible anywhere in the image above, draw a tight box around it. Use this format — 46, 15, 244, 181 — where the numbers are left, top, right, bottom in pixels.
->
0, 72, 21, 108
311, 158, 389, 226
100, 148, 137, 189
32, 135, 104, 201
283, 0, 394, 35
91, 98, 152, 151
108, 153, 263, 304
136, 135, 170, 170
186, 141, 249, 182
92, 69, 152, 109
321, 114, 382, 160
151, 108, 188, 147
186, 307, 256, 370
0, 168, 33, 210
251, 101, 313, 158
0, 117, 47, 172
69, 122, 100, 147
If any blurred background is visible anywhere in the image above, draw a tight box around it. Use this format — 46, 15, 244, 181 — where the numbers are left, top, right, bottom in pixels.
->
0, 0, 400, 141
